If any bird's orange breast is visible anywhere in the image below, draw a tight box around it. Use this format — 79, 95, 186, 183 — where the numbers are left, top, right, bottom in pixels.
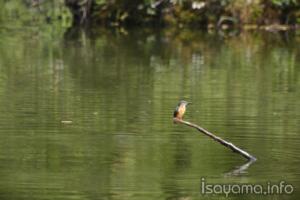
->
176, 105, 186, 119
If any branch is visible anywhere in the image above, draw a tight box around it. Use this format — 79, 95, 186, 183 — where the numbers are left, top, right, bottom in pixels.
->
173, 118, 256, 161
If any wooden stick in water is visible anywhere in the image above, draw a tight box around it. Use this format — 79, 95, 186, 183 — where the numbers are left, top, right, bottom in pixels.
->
173, 118, 256, 161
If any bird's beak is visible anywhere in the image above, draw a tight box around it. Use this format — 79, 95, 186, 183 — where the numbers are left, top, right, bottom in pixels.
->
187, 102, 192, 105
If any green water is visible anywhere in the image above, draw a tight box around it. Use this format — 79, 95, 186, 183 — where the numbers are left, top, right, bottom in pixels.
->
0, 27, 299, 200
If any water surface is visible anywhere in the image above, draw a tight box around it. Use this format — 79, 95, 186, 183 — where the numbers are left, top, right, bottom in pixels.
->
0, 27, 299, 199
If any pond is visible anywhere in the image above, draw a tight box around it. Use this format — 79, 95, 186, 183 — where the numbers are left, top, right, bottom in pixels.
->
0, 27, 299, 199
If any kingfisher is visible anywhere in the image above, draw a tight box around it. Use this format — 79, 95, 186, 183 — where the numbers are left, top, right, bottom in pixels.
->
173, 100, 190, 121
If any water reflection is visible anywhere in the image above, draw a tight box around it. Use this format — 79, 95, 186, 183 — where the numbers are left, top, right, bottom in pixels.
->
0, 27, 299, 199
225, 159, 256, 177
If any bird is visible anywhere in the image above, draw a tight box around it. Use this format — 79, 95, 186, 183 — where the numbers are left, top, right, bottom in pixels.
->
173, 100, 190, 121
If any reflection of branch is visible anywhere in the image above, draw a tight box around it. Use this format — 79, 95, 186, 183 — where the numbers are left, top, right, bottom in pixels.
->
173, 118, 256, 161
225, 159, 256, 177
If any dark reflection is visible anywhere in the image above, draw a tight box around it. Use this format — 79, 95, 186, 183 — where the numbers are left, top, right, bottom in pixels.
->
217, 28, 240, 38
160, 136, 192, 199
172, 136, 191, 171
